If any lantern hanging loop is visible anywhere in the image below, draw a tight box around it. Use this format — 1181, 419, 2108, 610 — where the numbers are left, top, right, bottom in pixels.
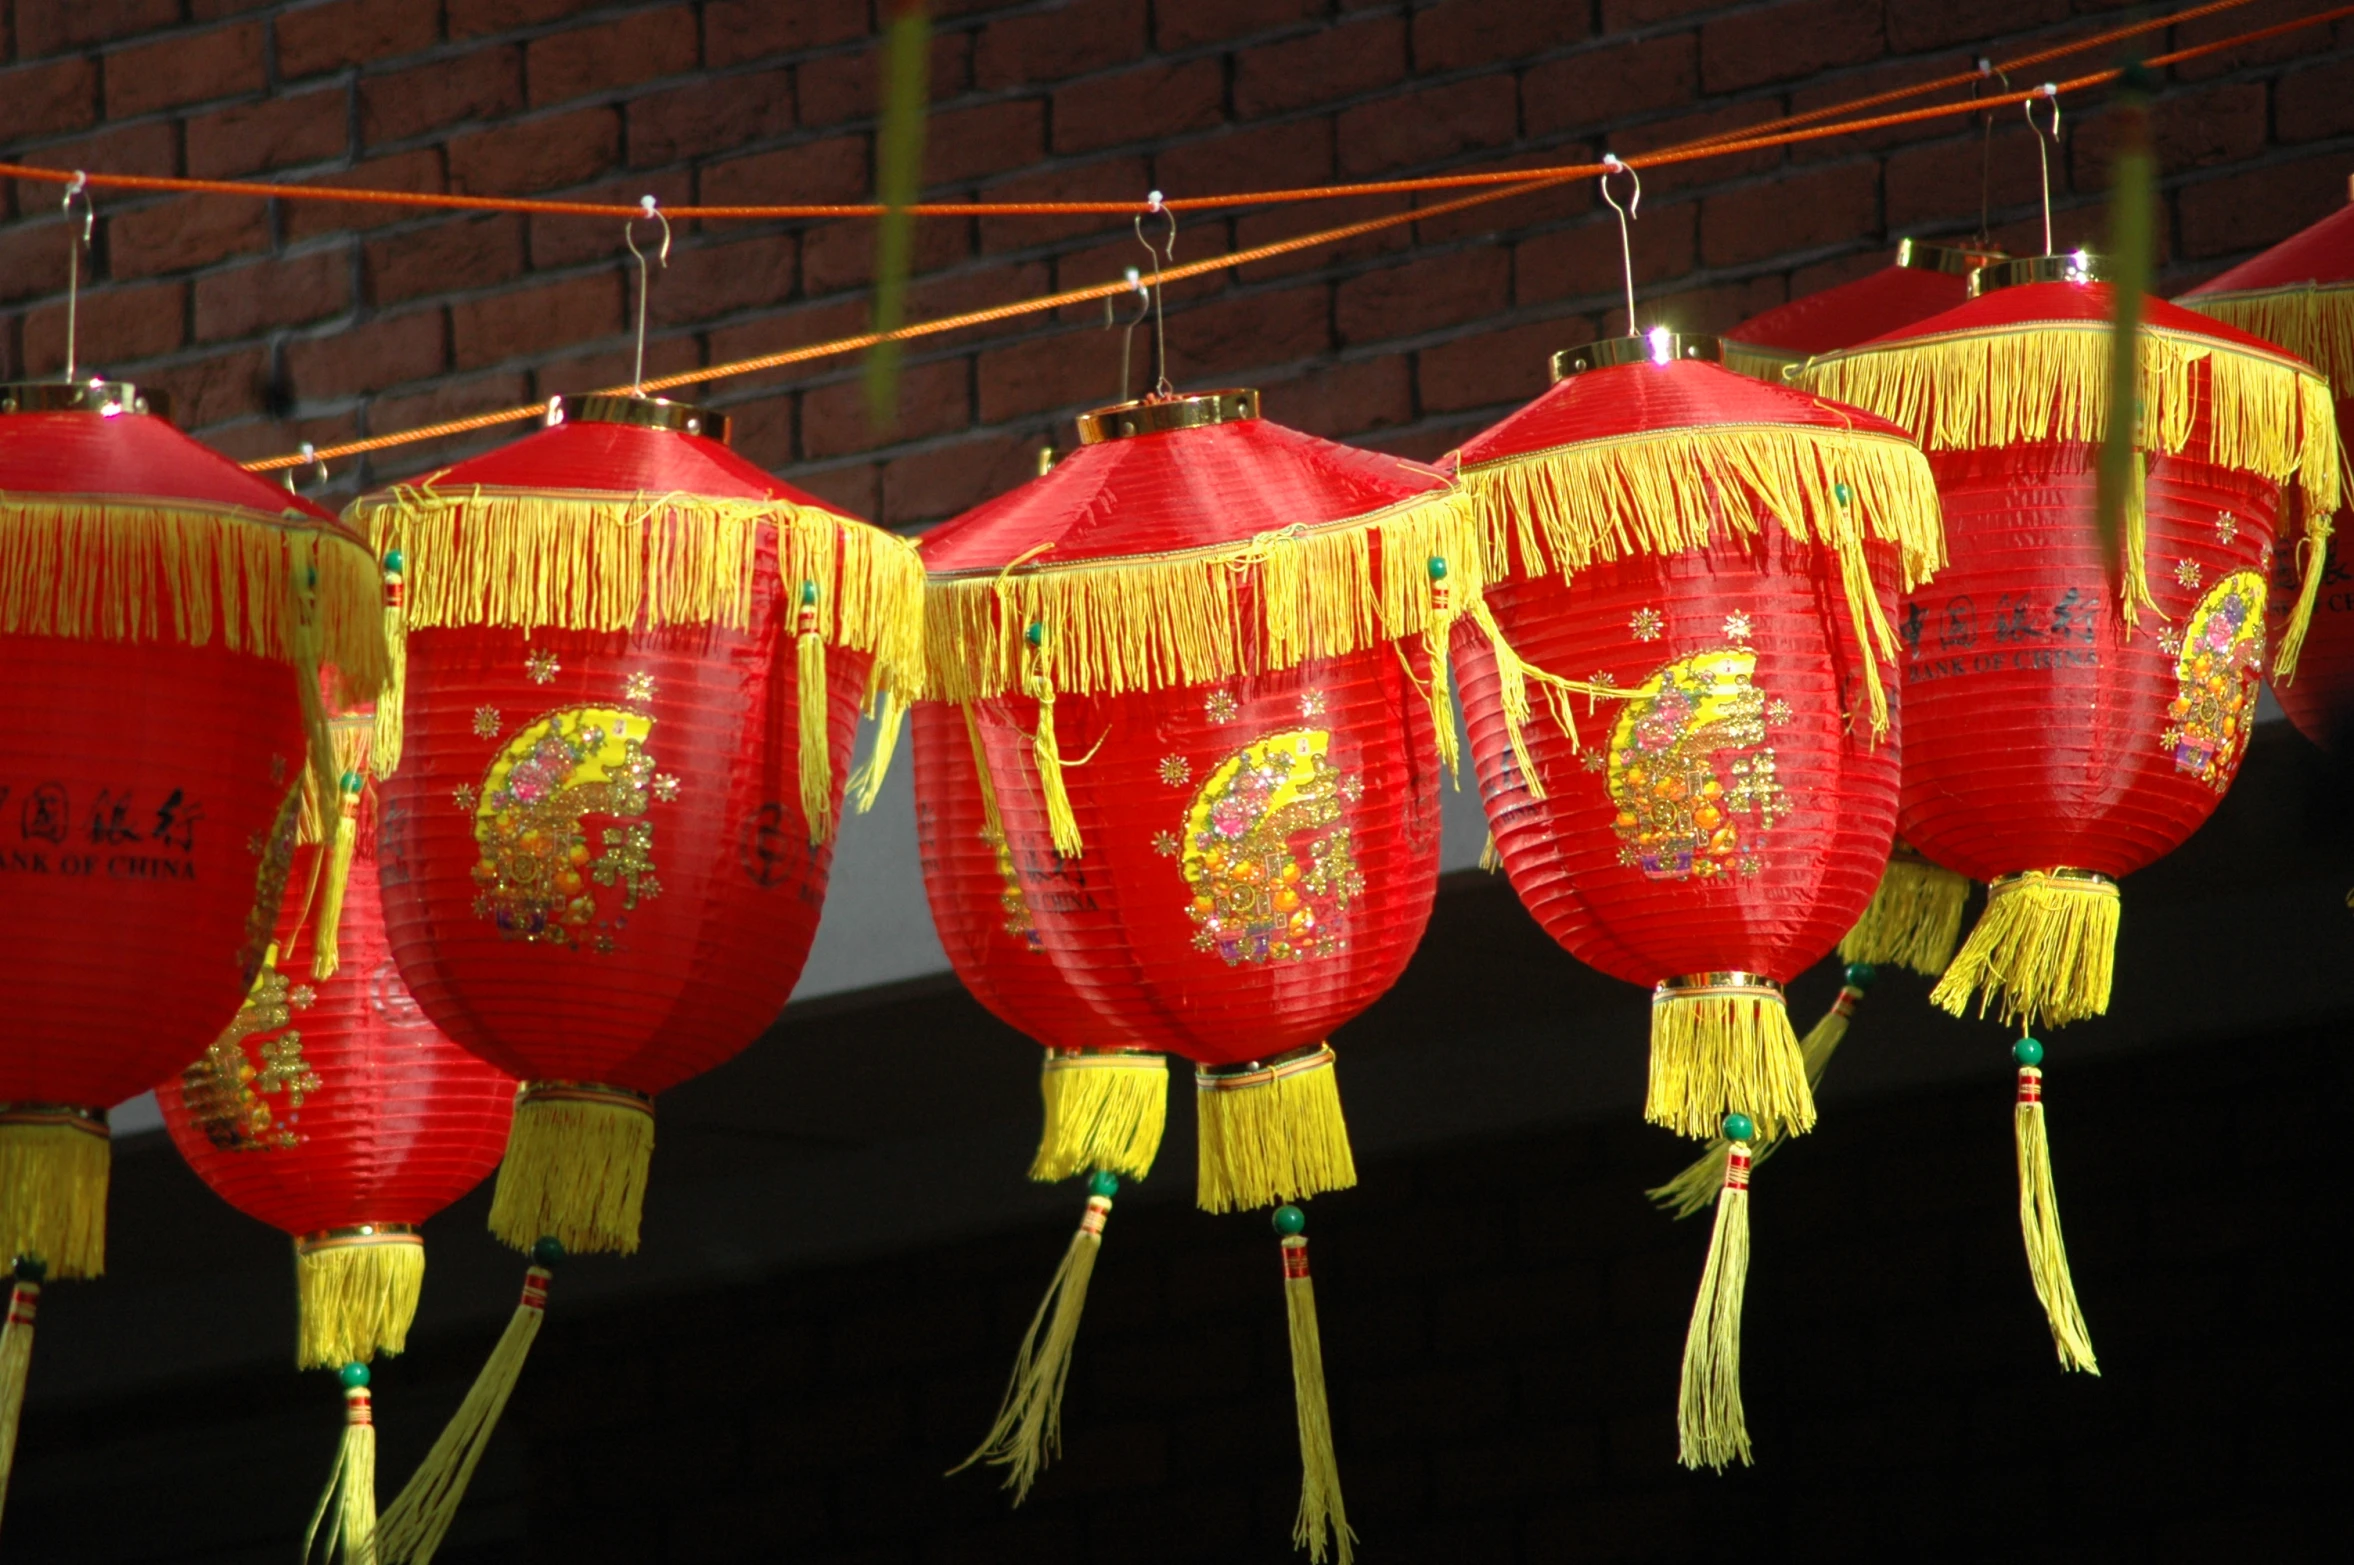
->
1972, 60, 2012, 246
1132, 192, 1176, 398
58, 172, 94, 384
623, 195, 672, 394
1600, 155, 1643, 336
281, 440, 331, 494
2025, 86, 2062, 255
1101, 266, 1151, 403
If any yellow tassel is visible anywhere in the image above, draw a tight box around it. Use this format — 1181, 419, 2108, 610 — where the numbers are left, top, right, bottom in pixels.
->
1478, 833, 1501, 874
1650, 973, 1868, 1219
1838, 846, 1971, 977
846, 682, 906, 814
1030, 1051, 1166, 1183
1194, 1045, 1359, 1214
1677, 1142, 1754, 1471
1930, 868, 2118, 1031
0, 1108, 109, 1281
2273, 503, 2336, 684
1277, 1223, 1355, 1565
373, 540, 407, 775
295, 1227, 426, 1371
0, 1264, 45, 1535
1420, 568, 1461, 783
2014, 1064, 2099, 1374
1647, 976, 1815, 1143
311, 787, 360, 981
1020, 627, 1084, 860
486, 1083, 653, 1257
290, 531, 346, 856
952, 1183, 1114, 1503
796, 581, 834, 844
374, 1256, 553, 1565
303, 1371, 378, 1565
2119, 447, 2157, 633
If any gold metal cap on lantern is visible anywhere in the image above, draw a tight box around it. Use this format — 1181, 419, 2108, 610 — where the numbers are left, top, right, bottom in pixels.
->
1970, 250, 2105, 297
0, 379, 170, 420
1552, 330, 1724, 383
1075, 388, 1259, 444
1894, 238, 2007, 277
546, 391, 730, 444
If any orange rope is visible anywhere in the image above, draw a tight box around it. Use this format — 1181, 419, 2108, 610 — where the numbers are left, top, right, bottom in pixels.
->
0, 0, 2268, 225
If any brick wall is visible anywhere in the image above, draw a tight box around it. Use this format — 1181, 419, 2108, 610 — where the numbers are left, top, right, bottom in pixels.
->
5, 0, 2354, 533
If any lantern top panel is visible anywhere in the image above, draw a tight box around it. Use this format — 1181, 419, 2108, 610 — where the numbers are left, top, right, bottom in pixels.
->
1845, 277, 2306, 365
400, 412, 853, 517
2182, 200, 2354, 299
921, 408, 1448, 576
1726, 255, 1981, 359
0, 398, 344, 536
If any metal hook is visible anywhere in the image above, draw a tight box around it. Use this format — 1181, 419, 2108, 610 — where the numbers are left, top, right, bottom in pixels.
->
624, 195, 673, 394
1101, 266, 1151, 402
282, 441, 331, 494
1132, 192, 1177, 397
2024, 87, 2061, 256
1600, 156, 1642, 337
60, 172, 94, 383
1972, 61, 2012, 245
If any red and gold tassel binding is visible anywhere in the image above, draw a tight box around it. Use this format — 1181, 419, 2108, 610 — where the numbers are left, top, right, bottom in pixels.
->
1273, 1205, 1353, 1565
2013, 1040, 2098, 1374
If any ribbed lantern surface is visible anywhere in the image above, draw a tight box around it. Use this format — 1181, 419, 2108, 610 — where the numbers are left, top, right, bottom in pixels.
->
1725, 240, 2002, 380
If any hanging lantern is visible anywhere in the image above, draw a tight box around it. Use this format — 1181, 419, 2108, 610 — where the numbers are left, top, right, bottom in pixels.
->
925, 387, 1471, 1558
1450, 329, 1943, 1472
1799, 252, 2340, 1373
0, 379, 386, 1518
1724, 239, 2004, 381
2178, 191, 2354, 747
352, 392, 921, 1559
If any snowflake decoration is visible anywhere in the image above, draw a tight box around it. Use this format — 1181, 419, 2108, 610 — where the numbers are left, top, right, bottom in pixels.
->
245, 831, 264, 857
652, 773, 682, 803
1581, 750, 1607, 772
2214, 511, 2238, 544
1158, 755, 1191, 787
1616, 844, 1643, 868
1152, 829, 1181, 858
1766, 699, 1794, 726
624, 672, 657, 703
1736, 856, 1763, 879
1629, 607, 1664, 642
2161, 725, 2184, 750
1299, 689, 1328, 718
1722, 611, 1753, 643
452, 783, 480, 811
2174, 558, 2203, 590
1589, 671, 1619, 691
1338, 774, 1365, 804
525, 647, 561, 685
1190, 928, 1216, 953
472, 705, 501, 739
1204, 689, 1240, 723
636, 875, 664, 903
288, 985, 318, 1009
2157, 624, 2185, 657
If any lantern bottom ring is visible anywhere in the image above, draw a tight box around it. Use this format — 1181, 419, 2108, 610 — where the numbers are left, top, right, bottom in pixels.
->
1652, 972, 1783, 1005
1646, 976, 1814, 1144
514, 1080, 654, 1114
491, 1081, 657, 1257
1042, 1047, 1165, 1070
1194, 1041, 1336, 1093
1032, 1051, 1169, 1184
296, 1223, 425, 1256
1988, 866, 2116, 895
0, 1103, 108, 1138
1192, 1043, 1356, 1214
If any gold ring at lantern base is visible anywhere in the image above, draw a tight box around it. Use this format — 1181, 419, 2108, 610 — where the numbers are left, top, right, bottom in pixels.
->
0, 379, 168, 420
1043, 1048, 1166, 1073
1194, 1041, 1337, 1092
1971, 251, 2104, 297
1075, 389, 1259, 444
1652, 972, 1783, 1006
549, 391, 730, 444
515, 1081, 654, 1115
1552, 333, 1723, 383
296, 1223, 424, 1257
1988, 867, 2116, 899
0, 1103, 109, 1139
1895, 238, 2007, 277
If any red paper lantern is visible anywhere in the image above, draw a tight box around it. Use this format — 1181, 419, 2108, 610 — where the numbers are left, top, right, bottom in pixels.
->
2178, 197, 2354, 747
358, 395, 923, 1259
1724, 239, 2003, 381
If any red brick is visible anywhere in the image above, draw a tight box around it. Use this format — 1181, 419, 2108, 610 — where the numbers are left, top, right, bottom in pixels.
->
451, 273, 623, 370
803, 355, 969, 455
108, 195, 271, 279
22, 280, 185, 376
627, 69, 795, 167
0, 59, 98, 147
2180, 155, 2354, 262
1259, 355, 1411, 441
1052, 58, 1223, 156
707, 295, 865, 385
783, 459, 880, 523
1336, 247, 1511, 346
1516, 202, 1697, 320
925, 98, 1047, 187
2279, 58, 2354, 145
1417, 319, 1577, 415
1413, 0, 1588, 73
803, 213, 969, 297
12, 0, 180, 57
1610, 101, 1783, 195
0, 219, 78, 306
978, 158, 1151, 250
1525, 35, 1697, 140
1886, 131, 2042, 235
4, 119, 177, 194
797, 29, 970, 128
1412, 147, 1594, 246
201, 411, 363, 466
103, 23, 267, 117
285, 309, 448, 398
975, 0, 1147, 89
447, 107, 621, 194
1228, 192, 1411, 283
1163, 286, 1331, 385
525, 171, 692, 268
277, 0, 442, 79
1235, 17, 1407, 120
363, 371, 535, 476
2171, 0, 2333, 84
1337, 76, 1518, 178
1600, 0, 1720, 25
527, 9, 701, 108
2071, 85, 2268, 193
1155, 119, 1335, 199
645, 234, 799, 327
1649, 275, 1787, 337
1155, 0, 1322, 52
902, 261, 1055, 352
705, 0, 870, 68
364, 214, 527, 306
195, 251, 351, 341
531, 334, 701, 400
186, 90, 350, 179
702, 136, 869, 208
1786, 56, 1963, 163
141, 344, 270, 431
1700, 160, 1877, 269
1885, 0, 2064, 53
977, 329, 1121, 423
1699, 0, 1882, 96
1788, 248, 1891, 300
881, 431, 1039, 528
285, 150, 447, 239
447, 0, 604, 41
360, 45, 525, 147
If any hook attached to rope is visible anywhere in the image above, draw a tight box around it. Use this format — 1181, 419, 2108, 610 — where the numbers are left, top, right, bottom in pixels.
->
624, 195, 673, 394
1599, 155, 1643, 337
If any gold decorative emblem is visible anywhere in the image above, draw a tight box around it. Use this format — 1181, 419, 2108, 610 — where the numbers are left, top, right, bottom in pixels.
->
238, 786, 302, 983
1298, 689, 1327, 718
624, 671, 657, 703
1721, 611, 1752, 642
1630, 607, 1663, 642
525, 647, 561, 685
1158, 755, 1191, 787
2214, 511, 2238, 543
471, 705, 660, 946
1204, 689, 1240, 723
179, 963, 321, 1151
1179, 729, 1361, 965
472, 705, 502, 739
1607, 648, 1787, 881
986, 821, 1039, 948
2166, 570, 2265, 791
2175, 558, 2204, 590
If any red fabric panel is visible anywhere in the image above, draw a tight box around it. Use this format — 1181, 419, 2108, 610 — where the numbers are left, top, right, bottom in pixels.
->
2183, 202, 2354, 296
418, 415, 849, 513
2266, 397, 2354, 747
1860, 279, 2298, 361
0, 408, 341, 529
1729, 263, 1975, 356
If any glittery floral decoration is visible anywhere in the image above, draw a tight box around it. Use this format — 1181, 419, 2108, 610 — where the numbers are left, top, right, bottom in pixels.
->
1630, 607, 1663, 642
2175, 558, 2203, 590
1581, 750, 1607, 773
1204, 689, 1240, 724
1607, 647, 1786, 881
1299, 689, 1328, 718
525, 647, 561, 685
1178, 729, 1360, 965
471, 705, 661, 948
453, 783, 480, 811
2214, 511, 2238, 544
624, 672, 657, 703
473, 705, 502, 739
1152, 829, 1180, 857
2157, 624, 2185, 658
1722, 611, 1752, 642
652, 773, 682, 803
2165, 570, 2266, 793
177, 966, 316, 1152
1766, 699, 1793, 726
1158, 755, 1192, 787
289, 985, 317, 1010
1337, 774, 1365, 804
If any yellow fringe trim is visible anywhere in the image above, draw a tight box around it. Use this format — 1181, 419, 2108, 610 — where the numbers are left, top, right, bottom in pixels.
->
2016, 1070, 2099, 1374
303, 1382, 378, 1565
486, 1085, 653, 1257
295, 1231, 425, 1370
1677, 1143, 1753, 1471
923, 490, 1484, 704
796, 587, 834, 844
0, 1114, 109, 1280
1195, 1045, 1358, 1214
1456, 424, 1945, 737
0, 1272, 41, 1534
1030, 1052, 1167, 1183
1929, 869, 2118, 1031
952, 1190, 1110, 1503
1282, 1235, 1355, 1565
1647, 979, 1816, 1143
846, 684, 906, 814
1838, 849, 1971, 977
